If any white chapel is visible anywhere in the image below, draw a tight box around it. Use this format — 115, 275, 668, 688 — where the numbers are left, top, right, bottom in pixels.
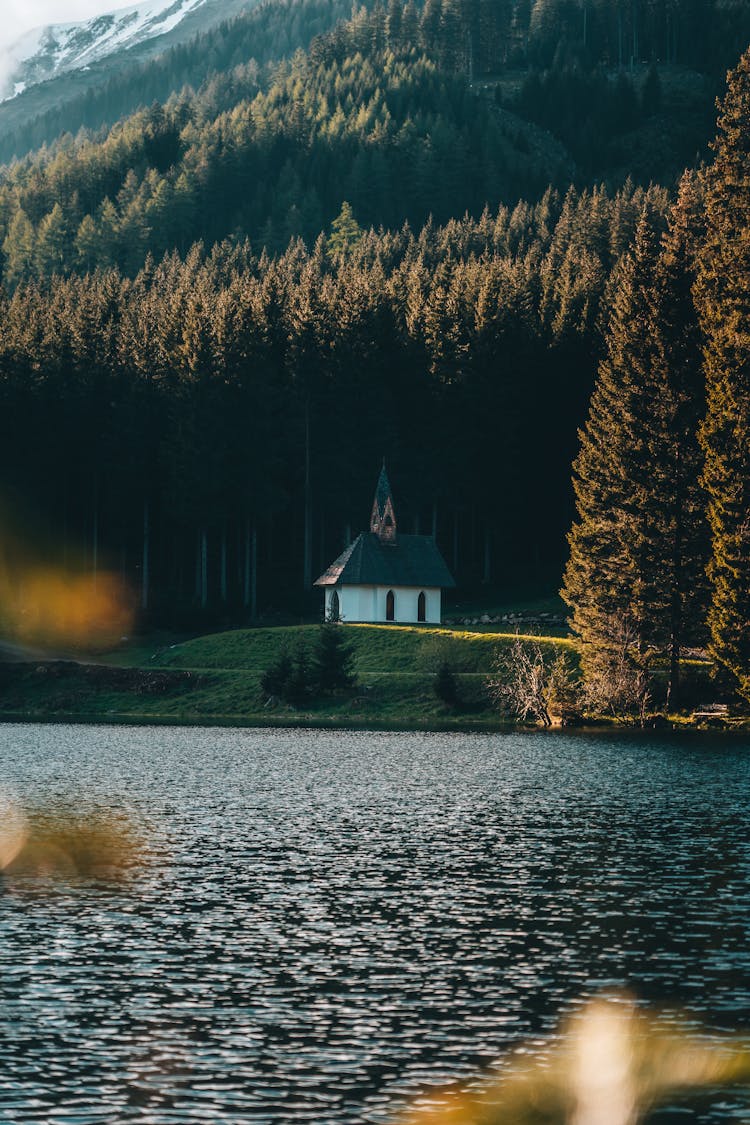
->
314, 465, 455, 624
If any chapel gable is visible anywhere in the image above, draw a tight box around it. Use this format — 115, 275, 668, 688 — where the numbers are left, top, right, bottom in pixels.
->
370, 463, 397, 543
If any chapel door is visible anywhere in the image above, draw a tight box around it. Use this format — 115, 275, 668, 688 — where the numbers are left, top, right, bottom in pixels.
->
386, 590, 395, 622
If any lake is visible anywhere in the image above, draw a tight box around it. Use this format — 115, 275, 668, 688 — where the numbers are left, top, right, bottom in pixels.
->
1, 723, 750, 1124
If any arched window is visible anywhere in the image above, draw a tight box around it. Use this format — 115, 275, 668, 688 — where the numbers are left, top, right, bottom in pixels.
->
417, 591, 426, 622
386, 590, 395, 622
329, 589, 340, 623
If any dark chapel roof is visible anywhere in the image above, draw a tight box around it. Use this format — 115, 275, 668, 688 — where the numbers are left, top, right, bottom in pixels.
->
316, 463, 455, 589
314, 532, 456, 589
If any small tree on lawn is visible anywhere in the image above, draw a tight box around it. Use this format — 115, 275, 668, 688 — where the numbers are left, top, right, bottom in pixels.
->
434, 661, 459, 707
285, 640, 312, 707
260, 645, 293, 699
260, 639, 312, 706
580, 615, 652, 723
487, 637, 579, 726
312, 624, 357, 694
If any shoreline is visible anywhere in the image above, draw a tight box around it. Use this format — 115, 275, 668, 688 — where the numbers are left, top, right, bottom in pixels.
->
1, 711, 748, 736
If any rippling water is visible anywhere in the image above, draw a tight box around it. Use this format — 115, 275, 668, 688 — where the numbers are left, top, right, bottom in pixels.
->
1, 724, 750, 1124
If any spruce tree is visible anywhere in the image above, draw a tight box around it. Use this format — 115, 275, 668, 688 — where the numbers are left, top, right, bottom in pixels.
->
326, 202, 363, 258
695, 49, 750, 703
562, 209, 661, 700
312, 624, 357, 694
647, 174, 710, 705
563, 193, 708, 710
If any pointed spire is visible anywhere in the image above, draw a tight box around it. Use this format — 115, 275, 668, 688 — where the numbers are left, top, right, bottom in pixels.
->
371, 462, 397, 543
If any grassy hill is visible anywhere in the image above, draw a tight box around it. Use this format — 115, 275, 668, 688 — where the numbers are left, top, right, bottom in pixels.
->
153, 623, 572, 674
0, 624, 573, 729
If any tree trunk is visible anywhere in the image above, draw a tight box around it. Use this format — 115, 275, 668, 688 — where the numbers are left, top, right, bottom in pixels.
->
142, 499, 150, 612
62, 489, 68, 570
220, 523, 228, 603
201, 529, 208, 609
471, 504, 477, 579
303, 399, 312, 591
243, 519, 258, 620
251, 523, 258, 620
92, 481, 99, 594
666, 467, 685, 711
243, 520, 251, 610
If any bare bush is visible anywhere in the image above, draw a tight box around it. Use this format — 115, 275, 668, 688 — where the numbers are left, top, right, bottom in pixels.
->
580, 616, 652, 724
487, 637, 579, 726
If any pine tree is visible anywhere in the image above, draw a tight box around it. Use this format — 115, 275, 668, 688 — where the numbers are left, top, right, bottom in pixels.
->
326, 202, 363, 258
643, 174, 710, 706
312, 624, 357, 694
286, 640, 312, 707
434, 660, 458, 706
694, 49, 750, 703
2, 210, 36, 287
562, 209, 662, 699
563, 195, 709, 711
35, 204, 69, 277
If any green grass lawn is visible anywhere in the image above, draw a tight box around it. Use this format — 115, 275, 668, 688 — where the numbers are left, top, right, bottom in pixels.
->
0, 623, 573, 729
152, 623, 574, 676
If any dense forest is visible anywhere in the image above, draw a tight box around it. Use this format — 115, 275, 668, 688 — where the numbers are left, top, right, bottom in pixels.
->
0, 0, 735, 285
0, 177, 665, 626
1, 0, 746, 166
562, 50, 750, 711
0, 0, 748, 711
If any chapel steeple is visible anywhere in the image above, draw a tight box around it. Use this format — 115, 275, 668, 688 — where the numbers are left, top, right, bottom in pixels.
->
370, 461, 397, 543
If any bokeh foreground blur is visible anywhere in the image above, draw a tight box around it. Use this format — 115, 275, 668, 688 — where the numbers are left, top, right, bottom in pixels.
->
0, 496, 133, 650
0, 797, 147, 880
399, 998, 750, 1125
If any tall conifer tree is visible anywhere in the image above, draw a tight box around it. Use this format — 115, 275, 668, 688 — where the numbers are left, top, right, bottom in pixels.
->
562, 208, 663, 696
563, 190, 708, 709
694, 50, 750, 703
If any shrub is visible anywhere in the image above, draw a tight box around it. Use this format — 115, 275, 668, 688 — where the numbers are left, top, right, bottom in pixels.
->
434, 661, 459, 707
311, 624, 357, 694
487, 637, 580, 726
260, 640, 311, 706
260, 645, 293, 698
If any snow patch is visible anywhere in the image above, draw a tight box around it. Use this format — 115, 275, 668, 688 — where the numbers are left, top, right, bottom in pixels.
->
0, 0, 209, 102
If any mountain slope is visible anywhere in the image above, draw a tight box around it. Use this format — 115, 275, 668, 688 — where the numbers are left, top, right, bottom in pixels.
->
2, 0, 258, 99
5, 1, 200, 98
0, 0, 355, 163
0, 0, 255, 142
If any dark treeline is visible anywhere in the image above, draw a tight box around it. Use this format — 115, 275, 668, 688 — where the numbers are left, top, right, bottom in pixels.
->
563, 48, 750, 711
0, 180, 667, 624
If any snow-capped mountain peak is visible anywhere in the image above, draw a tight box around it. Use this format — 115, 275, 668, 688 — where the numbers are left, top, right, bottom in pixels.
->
1, 0, 210, 101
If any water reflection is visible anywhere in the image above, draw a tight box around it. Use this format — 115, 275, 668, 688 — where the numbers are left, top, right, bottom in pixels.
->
399, 996, 750, 1125
0, 800, 147, 881
0, 725, 749, 1123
